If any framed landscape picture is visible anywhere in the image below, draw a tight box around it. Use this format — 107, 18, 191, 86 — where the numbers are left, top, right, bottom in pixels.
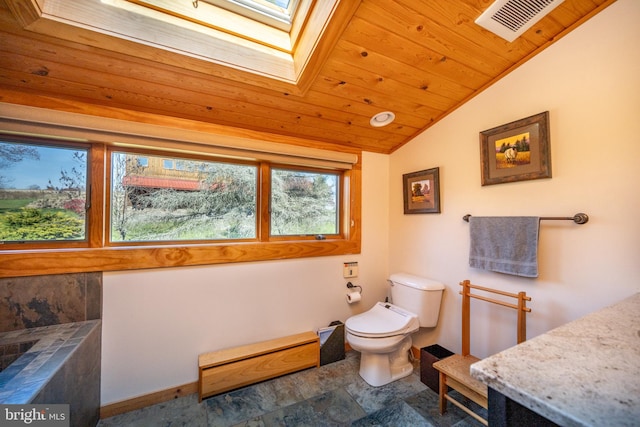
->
403, 167, 440, 214
479, 111, 551, 186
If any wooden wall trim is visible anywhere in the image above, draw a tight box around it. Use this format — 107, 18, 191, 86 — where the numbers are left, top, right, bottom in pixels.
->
100, 382, 198, 420
0, 239, 361, 279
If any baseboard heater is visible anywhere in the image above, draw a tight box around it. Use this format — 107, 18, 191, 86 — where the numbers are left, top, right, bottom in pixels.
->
198, 331, 320, 401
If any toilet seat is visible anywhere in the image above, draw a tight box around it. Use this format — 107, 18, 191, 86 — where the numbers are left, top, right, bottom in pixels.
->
345, 302, 419, 338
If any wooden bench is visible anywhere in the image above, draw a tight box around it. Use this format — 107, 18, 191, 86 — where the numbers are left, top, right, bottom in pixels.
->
433, 280, 531, 426
198, 331, 319, 401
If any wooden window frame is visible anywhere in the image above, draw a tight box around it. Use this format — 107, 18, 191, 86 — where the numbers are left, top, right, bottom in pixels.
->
0, 136, 102, 250
0, 139, 361, 278
106, 146, 262, 246
268, 164, 343, 241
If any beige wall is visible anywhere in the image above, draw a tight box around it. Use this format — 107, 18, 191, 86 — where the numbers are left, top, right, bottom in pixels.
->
101, 151, 390, 405
101, 0, 639, 406
390, 0, 640, 357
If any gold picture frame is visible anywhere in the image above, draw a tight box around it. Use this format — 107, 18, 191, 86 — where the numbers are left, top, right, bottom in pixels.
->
480, 111, 551, 186
403, 167, 440, 214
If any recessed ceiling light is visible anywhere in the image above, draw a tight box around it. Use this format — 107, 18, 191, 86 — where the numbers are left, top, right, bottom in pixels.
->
370, 111, 395, 127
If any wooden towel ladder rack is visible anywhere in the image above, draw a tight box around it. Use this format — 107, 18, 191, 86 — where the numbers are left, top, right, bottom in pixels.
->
432, 280, 531, 426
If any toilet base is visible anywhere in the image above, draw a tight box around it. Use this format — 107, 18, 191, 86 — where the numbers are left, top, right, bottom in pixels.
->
358, 336, 414, 387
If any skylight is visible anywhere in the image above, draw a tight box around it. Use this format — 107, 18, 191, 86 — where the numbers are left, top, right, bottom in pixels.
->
199, 0, 299, 31
6, 0, 346, 94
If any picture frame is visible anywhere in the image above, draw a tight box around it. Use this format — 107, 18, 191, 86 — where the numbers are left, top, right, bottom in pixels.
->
403, 167, 440, 214
479, 111, 551, 186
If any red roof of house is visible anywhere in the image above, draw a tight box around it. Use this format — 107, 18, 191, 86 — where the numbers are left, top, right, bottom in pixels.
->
122, 176, 201, 191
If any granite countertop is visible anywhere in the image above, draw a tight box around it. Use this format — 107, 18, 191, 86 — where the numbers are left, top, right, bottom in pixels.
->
0, 320, 101, 404
471, 292, 640, 427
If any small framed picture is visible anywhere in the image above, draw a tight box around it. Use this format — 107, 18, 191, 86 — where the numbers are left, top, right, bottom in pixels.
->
479, 111, 551, 186
403, 167, 440, 214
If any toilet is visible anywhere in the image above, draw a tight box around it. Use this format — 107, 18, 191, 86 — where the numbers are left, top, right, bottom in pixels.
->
345, 273, 445, 387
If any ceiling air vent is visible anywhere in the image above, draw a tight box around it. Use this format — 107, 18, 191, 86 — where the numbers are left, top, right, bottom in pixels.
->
475, 0, 565, 42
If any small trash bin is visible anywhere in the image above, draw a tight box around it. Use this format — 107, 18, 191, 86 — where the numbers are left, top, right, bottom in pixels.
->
318, 321, 345, 366
420, 344, 454, 393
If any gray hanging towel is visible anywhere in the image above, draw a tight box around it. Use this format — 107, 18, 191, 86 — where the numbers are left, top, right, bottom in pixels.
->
469, 216, 540, 278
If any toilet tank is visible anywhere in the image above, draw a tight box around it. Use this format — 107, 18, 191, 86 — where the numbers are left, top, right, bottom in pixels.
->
389, 273, 445, 327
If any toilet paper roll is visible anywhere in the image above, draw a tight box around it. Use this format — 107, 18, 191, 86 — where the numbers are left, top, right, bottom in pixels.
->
346, 291, 361, 304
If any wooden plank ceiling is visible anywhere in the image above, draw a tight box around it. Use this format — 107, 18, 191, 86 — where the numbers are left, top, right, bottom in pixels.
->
0, 0, 613, 154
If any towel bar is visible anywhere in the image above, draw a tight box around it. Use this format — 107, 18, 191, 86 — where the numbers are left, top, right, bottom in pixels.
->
462, 213, 588, 224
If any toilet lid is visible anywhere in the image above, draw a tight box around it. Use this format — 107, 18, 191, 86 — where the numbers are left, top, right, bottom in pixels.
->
346, 302, 419, 337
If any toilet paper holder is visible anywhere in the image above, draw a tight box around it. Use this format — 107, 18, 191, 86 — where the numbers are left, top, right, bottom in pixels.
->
346, 282, 362, 293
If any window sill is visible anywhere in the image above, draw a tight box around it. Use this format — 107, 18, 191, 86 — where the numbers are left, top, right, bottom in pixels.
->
0, 238, 361, 278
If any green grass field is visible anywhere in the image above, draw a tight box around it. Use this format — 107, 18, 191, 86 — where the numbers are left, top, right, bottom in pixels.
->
0, 198, 34, 211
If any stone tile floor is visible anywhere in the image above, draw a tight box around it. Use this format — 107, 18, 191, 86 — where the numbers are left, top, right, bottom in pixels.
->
98, 351, 486, 426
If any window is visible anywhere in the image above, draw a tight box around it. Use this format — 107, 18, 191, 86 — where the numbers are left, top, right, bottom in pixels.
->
111, 151, 257, 242
271, 167, 338, 236
109, 151, 344, 243
0, 138, 89, 244
0, 111, 360, 278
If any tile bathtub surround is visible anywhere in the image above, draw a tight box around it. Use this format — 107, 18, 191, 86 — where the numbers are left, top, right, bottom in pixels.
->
472, 292, 640, 427
0, 320, 101, 405
99, 351, 486, 427
31, 321, 102, 427
0, 272, 102, 332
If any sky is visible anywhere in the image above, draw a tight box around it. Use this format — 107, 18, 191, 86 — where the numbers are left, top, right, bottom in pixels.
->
0, 143, 87, 190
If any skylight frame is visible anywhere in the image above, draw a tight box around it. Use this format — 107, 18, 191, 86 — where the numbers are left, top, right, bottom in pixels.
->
5, 0, 354, 96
